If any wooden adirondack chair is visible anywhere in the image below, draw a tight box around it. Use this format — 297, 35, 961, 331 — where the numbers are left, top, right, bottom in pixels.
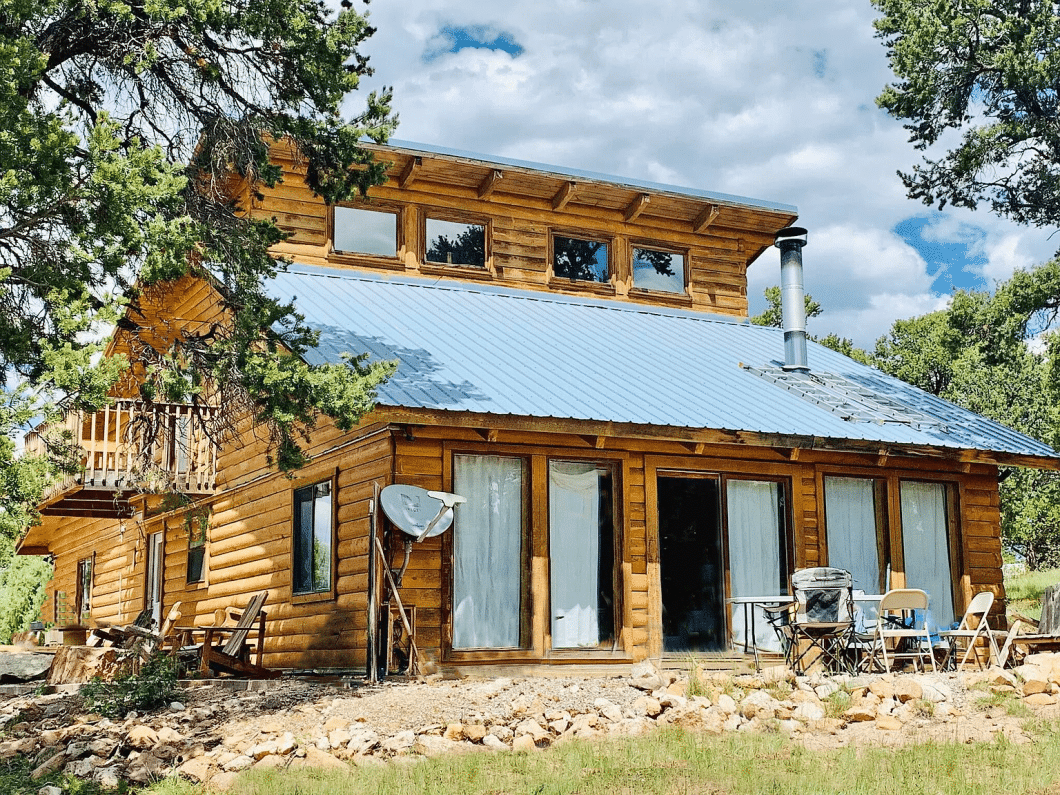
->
87, 607, 154, 647
190, 591, 277, 678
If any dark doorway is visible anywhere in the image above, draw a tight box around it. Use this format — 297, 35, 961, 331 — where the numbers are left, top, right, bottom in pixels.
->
658, 475, 726, 652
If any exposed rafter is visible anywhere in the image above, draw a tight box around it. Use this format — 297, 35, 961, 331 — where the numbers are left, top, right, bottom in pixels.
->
693, 203, 721, 233
477, 169, 503, 199
399, 157, 422, 189
623, 193, 650, 222
551, 181, 577, 210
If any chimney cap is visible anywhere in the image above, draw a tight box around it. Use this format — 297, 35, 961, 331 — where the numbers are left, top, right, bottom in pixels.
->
774, 226, 808, 246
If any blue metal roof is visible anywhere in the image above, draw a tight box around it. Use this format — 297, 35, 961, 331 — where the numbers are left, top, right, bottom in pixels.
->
268, 264, 1059, 462
383, 139, 799, 215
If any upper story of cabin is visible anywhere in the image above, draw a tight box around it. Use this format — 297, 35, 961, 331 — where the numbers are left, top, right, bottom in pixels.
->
254, 140, 800, 318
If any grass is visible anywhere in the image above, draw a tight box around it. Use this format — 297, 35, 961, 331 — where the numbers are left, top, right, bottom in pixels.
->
1004, 566, 1060, 622
137, 725, 1060, 795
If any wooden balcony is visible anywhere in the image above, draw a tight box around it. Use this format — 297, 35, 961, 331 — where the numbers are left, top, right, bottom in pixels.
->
25, 400, 218, 518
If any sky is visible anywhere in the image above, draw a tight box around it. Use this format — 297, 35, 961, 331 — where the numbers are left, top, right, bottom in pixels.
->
347, 0, 1060, 348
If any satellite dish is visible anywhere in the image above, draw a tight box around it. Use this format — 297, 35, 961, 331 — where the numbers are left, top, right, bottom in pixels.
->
380, 484, 466, 541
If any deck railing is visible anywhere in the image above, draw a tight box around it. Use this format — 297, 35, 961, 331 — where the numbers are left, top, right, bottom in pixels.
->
25, 399, 218, 500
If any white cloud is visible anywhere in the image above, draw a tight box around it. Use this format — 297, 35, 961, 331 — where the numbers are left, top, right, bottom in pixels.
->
347, 0, 1060, 345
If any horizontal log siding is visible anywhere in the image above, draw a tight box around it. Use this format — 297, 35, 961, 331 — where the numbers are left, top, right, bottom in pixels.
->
260, 148, 794, 318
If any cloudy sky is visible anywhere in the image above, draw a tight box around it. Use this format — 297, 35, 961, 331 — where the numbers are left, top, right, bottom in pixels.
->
347, 0, 1059, 348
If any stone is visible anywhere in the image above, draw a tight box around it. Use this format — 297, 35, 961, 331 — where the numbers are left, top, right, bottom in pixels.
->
875, 715, 903, 732
894, 679, 923, 703
31, 751, 66, 780
381, 731, 416, 753
630, 660, 664, 692
39, 730, 61, 747
593, 698, 623, 722
63, 757, 97, 777
323, 716, 348, 733
177, 756, 213, 783
716, 693, 737, 714
844, 705, 876, 722
482, 734, 508, 751
93, 766, 122, 789
490, 725, 514, 742
632, 696, 662, 718
512, 734, 537, 752
443, 723, 464, 741
329, 728, 351, 748
254, 754, 287, 770
209, 771, 240, 792
792, 702, 825, 722
414, 736, 464, 757
221, 754, 254, 773
464, 724, 488, 743
37, 786, 62, 795
156, 726, 183, 744
740, 690, 779, 720
917, 681, 951, 703
125, 725, 158, 750
1023, 677, 1050, 696
1024, 692, 1058, 707
658, 692, 687, 710
126, 751, 165, 784
277, 733, 297, 755
868, 679, 894, 700
0, 652, 53, 683
88, 738, 117, 758
514, 719, 549, 742
246, 740, 277, 761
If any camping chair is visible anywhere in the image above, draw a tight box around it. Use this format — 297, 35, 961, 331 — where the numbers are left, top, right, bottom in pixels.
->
177, 591, 278, 679
939, 591, 1001, 670
763, 567, 855, 674
861, 588, 937, 673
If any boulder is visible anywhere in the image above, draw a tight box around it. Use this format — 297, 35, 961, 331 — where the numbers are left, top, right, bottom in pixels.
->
875, 715, 903, 732
0, 651, 53, 683
177, 756, 213, 783
893, 679, 923, 703
125, 725, 158, 750
630, 661, 664, 692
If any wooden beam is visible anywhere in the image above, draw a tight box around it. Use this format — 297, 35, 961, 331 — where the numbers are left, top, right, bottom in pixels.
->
788, 448, 802, 461
399, 157, 422, 189
16, 546, 49, 556
623, 193, 650, 223
475, 428, 499, 443
477, 169, 503, 200
693, 203, 720, 233
552, 181, 577, 211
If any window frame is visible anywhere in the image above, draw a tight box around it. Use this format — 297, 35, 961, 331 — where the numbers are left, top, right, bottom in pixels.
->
185, 511, 209, 586
545, 457, 622, 655
628, 240, 690, 297
421, 209, 492, 275
76, 556, 94, 626
330, 202, 404, 266
290, 472, 338, 603
549, 230, 614, 291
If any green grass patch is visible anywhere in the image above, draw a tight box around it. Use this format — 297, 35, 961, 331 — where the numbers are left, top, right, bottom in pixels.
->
144, 725, 1060, 795
0, 757, 129, 795
1004, 566, 1060, 621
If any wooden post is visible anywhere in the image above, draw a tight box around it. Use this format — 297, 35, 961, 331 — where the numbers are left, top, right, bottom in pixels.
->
367, 483, 379, 682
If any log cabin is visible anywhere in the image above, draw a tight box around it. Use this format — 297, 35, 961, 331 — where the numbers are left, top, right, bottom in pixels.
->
17, 139, 1060, 675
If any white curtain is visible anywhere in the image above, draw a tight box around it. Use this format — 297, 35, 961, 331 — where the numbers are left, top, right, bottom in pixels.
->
549, 462, 602, 648
726, 480, 783, 652
452, 455, 524, 649
824, 477, 881, 595
900, 481, 955, 630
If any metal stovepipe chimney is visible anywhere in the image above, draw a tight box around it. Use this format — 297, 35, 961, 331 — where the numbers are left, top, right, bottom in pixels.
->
774, 226, 809, 371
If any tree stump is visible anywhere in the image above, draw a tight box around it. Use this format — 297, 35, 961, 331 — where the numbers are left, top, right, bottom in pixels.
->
1039, 584, 1060, 636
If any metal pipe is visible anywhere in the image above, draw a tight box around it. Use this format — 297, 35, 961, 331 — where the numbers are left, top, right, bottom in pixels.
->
774, 226, 810, 371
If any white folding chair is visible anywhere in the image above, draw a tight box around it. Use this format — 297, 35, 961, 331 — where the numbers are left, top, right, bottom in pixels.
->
862, 589, 937, 673
939, 591, 1000, 670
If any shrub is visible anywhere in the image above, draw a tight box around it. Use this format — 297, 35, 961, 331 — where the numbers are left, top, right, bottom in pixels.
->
80, 651, 180, 719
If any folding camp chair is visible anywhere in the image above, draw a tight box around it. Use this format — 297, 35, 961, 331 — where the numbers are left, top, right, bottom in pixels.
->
939, 591, 1001, 670
764, 567, 855, 674
861, 588, 937, 673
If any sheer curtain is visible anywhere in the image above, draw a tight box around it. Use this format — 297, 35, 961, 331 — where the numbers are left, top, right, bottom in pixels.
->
726, 480, 783, 651
900, 481, 955, 630
824, 477, 881, 595
549, 462, 602, 648
452, 455, 524, 649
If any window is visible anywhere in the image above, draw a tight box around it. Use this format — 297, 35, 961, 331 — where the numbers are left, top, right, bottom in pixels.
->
548, 461, 616, 649
726, 479, 788, 651
186, 513, 208, 584
334, 206, 398, 257
293, 481, 334, 595
452, 455, 527, 649
900, 481, 956, 629
76, 558, 93, 625
633, 246, 685, 293
425, 217, 486, 268
553, 235, 609, 282
824, 476, 887, 595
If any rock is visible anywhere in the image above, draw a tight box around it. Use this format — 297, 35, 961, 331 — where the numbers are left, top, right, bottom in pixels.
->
64, 757, 98, 777
381, 731, 416, 753
276, 733, 297, 755
630, 661, 664, 692
125, 725, 158, 750
490, 725, 514, 742
221, 754, 254, 773
875, 715, 903, 732
254, 754, 287, 770
740, 691, 779, 720
917, 681, 950, 703
177, 756, 213, 783
246, 740, 277, 761
443, 723, 464, 741
126, 751, 165, 784
0, 652, 53, 683
512, 734, 537, 752
716, 693, 737, 714
514, 719, 549, 742
37, 786, 62, 795
482, 734, 508, 751
209, 771, 240, 792
464, 724, 488, 743
323, 716, 348, 733
658, 693, 687, 710
169, 701, 185, 712
844, 704, 876, 722
31, 751, 66, 780
156, 726, 183, 745
868, 679, 894, 700
593, 699, 623, 722
632, 696, 662, 718
329, 728, 351, 748
1025, 693, 1058, 707
665, 681, 687, 697
414, 735, 464, 757
93, 766, 122, 789
39, 730, 61, 747
88, 738, 117, 758
792, 702, 825, 722
894, 679, 923, 703
814, 682, 840, 699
